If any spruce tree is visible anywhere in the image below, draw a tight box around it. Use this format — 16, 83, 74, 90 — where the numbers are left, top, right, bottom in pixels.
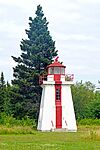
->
11, 5, 58, 120
3, 81, 12, 115
0, 72, 5, 88
0, 72, 6, 112
0, 73, 12, 115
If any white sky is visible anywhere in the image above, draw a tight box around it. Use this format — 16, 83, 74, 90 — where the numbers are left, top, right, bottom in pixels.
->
0, 0, 100, 84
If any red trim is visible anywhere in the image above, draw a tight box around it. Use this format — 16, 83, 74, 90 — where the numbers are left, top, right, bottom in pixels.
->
54, 75, 60, 81
56, 106, 62, 128
47, 61, 66, 68
55, 82, 62, 128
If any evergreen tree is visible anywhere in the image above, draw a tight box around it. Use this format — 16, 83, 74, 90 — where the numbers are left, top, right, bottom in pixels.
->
11, 5, 58, 120
3, 81, 12, 115
0, 72, 5, 88
0, 73, 12, 115
0, 72, 6, 112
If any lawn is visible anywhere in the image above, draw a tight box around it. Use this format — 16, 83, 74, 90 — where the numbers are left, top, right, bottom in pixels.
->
0, 126, 100, 150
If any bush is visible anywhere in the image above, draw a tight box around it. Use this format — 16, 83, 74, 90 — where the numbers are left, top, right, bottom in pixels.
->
0, 126, 36, 134
78, 118, 100, 126
0, 113, 36, 128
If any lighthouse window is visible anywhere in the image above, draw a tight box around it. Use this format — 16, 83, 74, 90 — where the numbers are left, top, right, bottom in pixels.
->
56, 89, 60, 100
54, 67, 60, 74
61, 67, 65, 74
49, 67, 54, 74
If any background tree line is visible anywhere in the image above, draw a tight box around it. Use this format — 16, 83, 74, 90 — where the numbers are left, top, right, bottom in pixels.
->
0, 5, 100, 123
0, 72, 100, 121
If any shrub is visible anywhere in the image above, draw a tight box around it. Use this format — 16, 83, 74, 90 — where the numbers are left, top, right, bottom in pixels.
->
78, 118, 100, 126
0, 113, 36, 128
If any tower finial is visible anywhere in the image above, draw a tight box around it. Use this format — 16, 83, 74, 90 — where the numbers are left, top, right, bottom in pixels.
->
55, 56, 59, 62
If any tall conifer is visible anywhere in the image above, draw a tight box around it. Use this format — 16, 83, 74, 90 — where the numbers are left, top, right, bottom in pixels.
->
11, 5, 58, 119
0, 72, 6, 112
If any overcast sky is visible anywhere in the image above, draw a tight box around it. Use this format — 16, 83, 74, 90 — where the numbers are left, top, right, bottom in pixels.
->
0, 0, 100, 85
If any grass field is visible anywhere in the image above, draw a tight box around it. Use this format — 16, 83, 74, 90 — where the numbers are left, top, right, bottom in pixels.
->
0, 126, 100, 150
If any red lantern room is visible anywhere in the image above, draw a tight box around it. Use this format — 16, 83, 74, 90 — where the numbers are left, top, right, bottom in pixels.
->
47, 57, 66, 82
39, 56, 74, 84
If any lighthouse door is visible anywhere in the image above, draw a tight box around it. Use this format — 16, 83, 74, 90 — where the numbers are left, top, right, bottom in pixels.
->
55, 85, 62, 128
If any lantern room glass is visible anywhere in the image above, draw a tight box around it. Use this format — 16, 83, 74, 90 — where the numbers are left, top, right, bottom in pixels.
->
61, 67, 65, 74
48, 66, 65, 74
54, 67, 60, 74
49, 67, 54, 74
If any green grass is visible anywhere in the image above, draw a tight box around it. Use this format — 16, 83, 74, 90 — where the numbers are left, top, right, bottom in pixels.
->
0, 126, 100, 150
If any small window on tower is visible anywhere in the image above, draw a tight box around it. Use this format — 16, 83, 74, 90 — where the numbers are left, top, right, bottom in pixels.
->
61, 67, 65, 74
56, 89, 60, 100
49, 67, 54, 74
54, 67, 60, 74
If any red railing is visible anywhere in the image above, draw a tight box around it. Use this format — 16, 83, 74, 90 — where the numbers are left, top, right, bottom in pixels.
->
65, 74, 74, 81
39, 74, 74, 84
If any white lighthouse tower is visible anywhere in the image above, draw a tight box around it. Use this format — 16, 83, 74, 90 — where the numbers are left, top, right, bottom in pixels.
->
37, 57, 77, 132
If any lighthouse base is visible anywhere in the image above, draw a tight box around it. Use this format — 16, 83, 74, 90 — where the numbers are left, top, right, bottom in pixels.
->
53, 128, 77, 132
37, 81, 77, 132
38, 128, 77, 132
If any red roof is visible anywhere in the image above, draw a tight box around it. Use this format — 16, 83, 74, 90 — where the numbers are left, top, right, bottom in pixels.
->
47, 61, 66, 68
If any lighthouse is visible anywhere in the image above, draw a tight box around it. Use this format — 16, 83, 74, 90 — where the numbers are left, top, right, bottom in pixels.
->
37, 57, 77, 132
